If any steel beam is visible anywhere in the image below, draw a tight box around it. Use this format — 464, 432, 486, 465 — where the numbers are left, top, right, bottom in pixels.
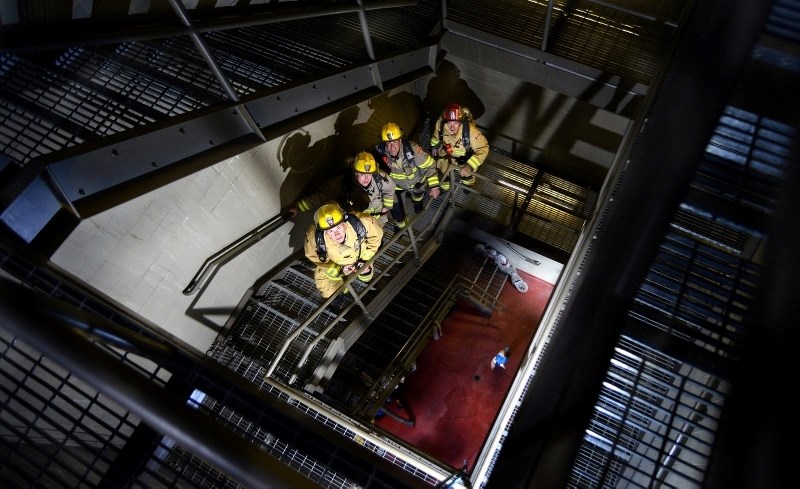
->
0, 0, 420, 53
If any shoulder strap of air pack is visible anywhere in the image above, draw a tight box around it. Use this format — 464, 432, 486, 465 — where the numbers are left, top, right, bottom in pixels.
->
402, 140, 415, 165
437, 119, 471, 149
315, 213, 367, 261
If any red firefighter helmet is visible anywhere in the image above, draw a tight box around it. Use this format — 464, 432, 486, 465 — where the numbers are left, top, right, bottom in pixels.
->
442, 103, 463, 122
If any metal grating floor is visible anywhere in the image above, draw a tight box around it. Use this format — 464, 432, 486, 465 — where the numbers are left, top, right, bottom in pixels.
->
0, 1, 443, 170
0, 242, 415, 488
571, 335, 728, 488
447, 0, 689, 86
567, 11, 796, 484
630, 229, 759, 361
0, 332, 136, 488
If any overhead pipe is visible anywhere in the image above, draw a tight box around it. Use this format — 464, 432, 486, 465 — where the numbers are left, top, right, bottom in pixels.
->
357, 0, 377, 61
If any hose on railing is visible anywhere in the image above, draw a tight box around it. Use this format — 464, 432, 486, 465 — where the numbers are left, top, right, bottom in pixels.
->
183, 211, 292, 295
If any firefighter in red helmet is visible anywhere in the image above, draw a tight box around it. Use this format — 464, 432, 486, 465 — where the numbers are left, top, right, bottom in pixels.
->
430, 102, 489, 191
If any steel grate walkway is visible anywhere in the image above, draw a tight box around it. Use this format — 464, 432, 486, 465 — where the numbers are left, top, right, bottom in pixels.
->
447, 0, 690, 86
571, 335, 728, 488
0, 243, 414, 488
0, 1, 443, 170
566, 4, 796, 484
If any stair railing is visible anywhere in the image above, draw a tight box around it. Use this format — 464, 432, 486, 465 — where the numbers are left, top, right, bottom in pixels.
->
183, 211, 293, 295
268, 187, 457, 382
357, 273, 463, 419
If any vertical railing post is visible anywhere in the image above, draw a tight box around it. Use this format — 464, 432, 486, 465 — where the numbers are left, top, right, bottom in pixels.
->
542, 0, 555, 52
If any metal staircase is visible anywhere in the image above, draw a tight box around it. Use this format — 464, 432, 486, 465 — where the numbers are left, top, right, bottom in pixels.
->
0, 130, 599, 487
201, 143, 591, 431
205, 184, 453, 394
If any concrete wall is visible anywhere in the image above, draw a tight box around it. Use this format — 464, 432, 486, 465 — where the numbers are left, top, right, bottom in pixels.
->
51, 141, 289, 352
415, 33, 636, 188
49, 87, 425, 352
48, 47, 631, 352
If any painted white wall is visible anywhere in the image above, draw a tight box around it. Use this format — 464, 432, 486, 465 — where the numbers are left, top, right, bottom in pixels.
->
49, 88, 418, 353
414, 56, 631, 187
51, 121, 330, 352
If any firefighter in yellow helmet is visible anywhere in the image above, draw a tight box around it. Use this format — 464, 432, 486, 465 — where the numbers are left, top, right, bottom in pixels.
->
289, 152, 396, 227
304, 202, 384, 299
373, 122, 441, 230
430, 102, 489, 191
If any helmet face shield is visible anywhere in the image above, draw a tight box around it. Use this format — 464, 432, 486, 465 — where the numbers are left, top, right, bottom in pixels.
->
442, 103, 462, 122
381, 122, 403, 142
314, 202, 345, 230
353, 151, 378, 173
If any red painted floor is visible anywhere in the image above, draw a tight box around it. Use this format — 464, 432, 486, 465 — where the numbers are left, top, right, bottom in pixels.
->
374, 270, 553, 473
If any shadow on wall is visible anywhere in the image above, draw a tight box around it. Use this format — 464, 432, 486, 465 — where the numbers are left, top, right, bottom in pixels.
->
483, 73, 623, 188
277, 90, 424, 251
422, 60, 485, 121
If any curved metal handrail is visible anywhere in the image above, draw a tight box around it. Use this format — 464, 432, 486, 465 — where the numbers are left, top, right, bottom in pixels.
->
183, 211, 292, 295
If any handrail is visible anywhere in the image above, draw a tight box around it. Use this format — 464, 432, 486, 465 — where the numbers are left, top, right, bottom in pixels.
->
183, 211, 292, 295
0, 276, 318, 489
357, 273, 463, 418
458, 256, 504, 313
267, 185, 457, 381
266, 162, 540, 382
286, 190, 455, 383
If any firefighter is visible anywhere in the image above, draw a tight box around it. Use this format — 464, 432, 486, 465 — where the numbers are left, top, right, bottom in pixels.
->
374, 122, 441, 230
289, 152, 395, 227
430, 103, 489, 191
304, 202, 383, 299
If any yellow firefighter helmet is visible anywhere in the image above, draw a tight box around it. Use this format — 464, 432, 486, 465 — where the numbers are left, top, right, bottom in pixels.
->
314, 202, 345, 230
461, 105, 473, 122
353, 151, 378, 173
381, 122, 403, 142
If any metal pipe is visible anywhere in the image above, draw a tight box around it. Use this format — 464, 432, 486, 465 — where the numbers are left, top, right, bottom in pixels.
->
357, 0, 376, 60
542, 0, 555, 52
